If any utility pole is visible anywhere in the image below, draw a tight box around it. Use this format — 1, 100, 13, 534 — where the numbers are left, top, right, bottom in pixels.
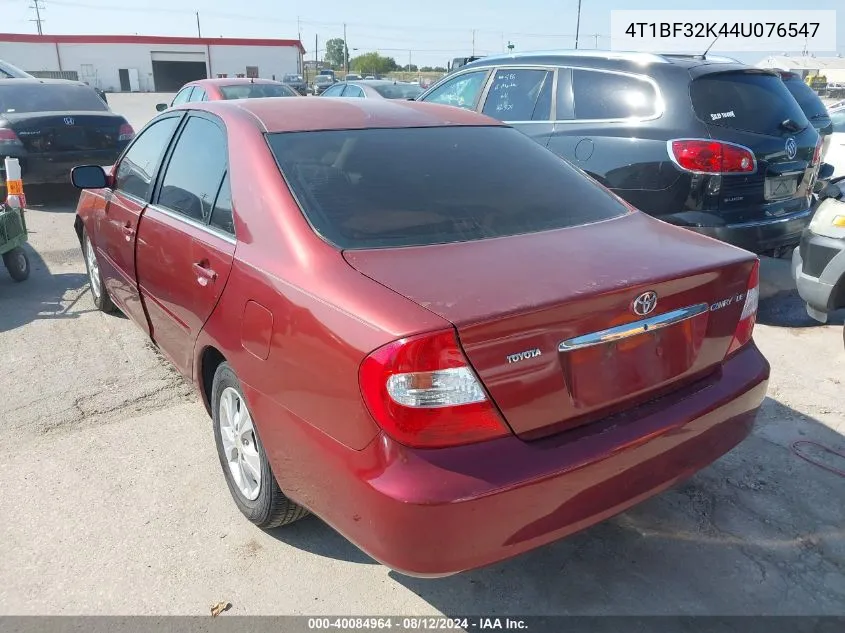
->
195, 12, 202, 38
471, 29, 476, 56
297, 16, 301, 42
593, 33, 599, 48
408, 50, 412, 74
343, 22, 348, 74
30, 1, 45, 35
575, 0, 582, 49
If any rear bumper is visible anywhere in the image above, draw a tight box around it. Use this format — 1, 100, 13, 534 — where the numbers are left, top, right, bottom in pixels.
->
667, 208, 812, 254
0, 148, 123, 185
251, 343, 769, 577
792, 229, 845, 321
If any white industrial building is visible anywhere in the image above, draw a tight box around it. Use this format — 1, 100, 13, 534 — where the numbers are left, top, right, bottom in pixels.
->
0, 33, 305, 92
756, 55, 845, 82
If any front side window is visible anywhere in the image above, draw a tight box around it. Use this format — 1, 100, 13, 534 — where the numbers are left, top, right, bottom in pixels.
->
209, 173, 235, 235
157, 117, 227, 222
171, 87, 194, 106
114, 117, 179, 200
267, 126, 627, 249
422, 70, 489, 110
572, 70, 658, 120
482, 69, 553, 121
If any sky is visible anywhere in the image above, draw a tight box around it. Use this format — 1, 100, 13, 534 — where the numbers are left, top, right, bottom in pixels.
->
1, 0, 843, 68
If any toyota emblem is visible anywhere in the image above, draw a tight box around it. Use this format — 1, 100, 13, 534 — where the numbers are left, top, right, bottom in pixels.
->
785, 137, 797, 160
63, 117, 75, 126
632, 291, 658, 316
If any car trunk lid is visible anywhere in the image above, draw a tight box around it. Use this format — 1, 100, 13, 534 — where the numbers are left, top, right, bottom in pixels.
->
344, 212, 757, 440
3, 112, 126, 154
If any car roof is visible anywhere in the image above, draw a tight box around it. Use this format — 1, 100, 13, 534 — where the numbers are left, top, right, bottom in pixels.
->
191, 78, 282, 87
459, 49, 750, 71
197, 98, 502, 133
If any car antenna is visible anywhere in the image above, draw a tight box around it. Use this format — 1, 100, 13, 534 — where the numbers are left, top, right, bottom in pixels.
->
699, 35, 720, 59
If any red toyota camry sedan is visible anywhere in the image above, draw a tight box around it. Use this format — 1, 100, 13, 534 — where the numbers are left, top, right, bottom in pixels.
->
70, 98, 769, 577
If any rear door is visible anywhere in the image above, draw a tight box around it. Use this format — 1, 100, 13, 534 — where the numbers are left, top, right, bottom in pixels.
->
134, 112, 234, 378
688, 69, 821, 224
477, 66, 555, 146
95, 113, 182, 333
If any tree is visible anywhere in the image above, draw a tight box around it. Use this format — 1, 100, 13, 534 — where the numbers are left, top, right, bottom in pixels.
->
350, 52, 398, 76
325, 38, 348, 70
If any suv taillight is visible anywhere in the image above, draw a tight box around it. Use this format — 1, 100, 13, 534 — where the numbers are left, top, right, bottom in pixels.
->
727, 260, 760, 356
359, 329, 509, 448
0, 128, 22, 146
670, 139, 756, 174
118, 123, 135, 142
812, 136, 823, 166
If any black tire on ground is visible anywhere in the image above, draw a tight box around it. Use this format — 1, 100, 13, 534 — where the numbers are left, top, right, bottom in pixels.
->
211, 362, 309, 529
3, 247, 30, 282
81, 227, 116, 313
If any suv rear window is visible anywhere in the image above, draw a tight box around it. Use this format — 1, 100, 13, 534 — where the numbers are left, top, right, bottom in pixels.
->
780, 75, 829, 121
0, 83, 108, 113
267, 126, 627, 249
690, 71, 809, 135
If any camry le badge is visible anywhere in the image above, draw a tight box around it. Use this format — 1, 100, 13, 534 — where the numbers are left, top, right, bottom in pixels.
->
63, 117, 75, 126
785, 137, 797, 160
632, 291, 658, 316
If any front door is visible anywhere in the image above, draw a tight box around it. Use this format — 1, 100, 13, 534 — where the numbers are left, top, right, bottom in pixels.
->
95, 114, 181, 333
134, 113, 234, 378
118, 69, 131, 92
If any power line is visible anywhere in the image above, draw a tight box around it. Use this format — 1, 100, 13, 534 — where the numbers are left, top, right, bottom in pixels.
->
29, 0, 45, 34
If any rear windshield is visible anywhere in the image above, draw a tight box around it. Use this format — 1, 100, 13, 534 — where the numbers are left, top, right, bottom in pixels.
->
0, 83, 108, 113
371, 83, 423, 99
219, 84, 295, 99
690, 71, 809, 135
781, 77, 829, 121
284, 75, 303, 82
267, 126, 627, 249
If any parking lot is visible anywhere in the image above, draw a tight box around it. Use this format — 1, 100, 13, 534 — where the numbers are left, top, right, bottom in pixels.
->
1, 92, 844, 616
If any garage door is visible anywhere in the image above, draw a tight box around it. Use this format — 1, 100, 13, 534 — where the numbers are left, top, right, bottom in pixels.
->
151, 51, 207, 91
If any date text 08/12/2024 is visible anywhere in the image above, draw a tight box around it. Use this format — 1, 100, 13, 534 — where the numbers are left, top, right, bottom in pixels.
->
307, 618, 529, 630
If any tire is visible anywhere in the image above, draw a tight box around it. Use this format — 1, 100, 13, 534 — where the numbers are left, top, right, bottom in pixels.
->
211, 362, 309, 529
3, 247, 29, 282
81, 227, 116, 313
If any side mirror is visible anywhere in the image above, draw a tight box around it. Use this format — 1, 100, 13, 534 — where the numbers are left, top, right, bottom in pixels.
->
818, 162, 835, 181
71, 165, 109, 189
156, 103, 168, 112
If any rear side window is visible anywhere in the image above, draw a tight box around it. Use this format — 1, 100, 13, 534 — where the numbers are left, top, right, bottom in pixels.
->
690, 71, 809, 135
482, 69, 553, 121
267, 126, 627, 249
781, 77, 828, 121
157, 117, 227, 222
572, 70, 658, 120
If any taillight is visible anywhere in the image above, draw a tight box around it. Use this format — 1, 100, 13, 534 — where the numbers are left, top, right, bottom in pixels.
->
0, 128, 22, 146
669, 139, 756, 174
118, 123, 135, 142
359, 329, 509, 449
812, 136, 823, 166
727, 260, 760, 356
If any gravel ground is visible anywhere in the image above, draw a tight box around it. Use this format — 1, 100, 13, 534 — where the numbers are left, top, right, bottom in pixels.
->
0, 93, 843, 617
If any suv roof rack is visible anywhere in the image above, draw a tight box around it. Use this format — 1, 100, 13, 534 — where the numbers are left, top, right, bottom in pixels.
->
657, 53, 742, 63
479, 49, 670, 64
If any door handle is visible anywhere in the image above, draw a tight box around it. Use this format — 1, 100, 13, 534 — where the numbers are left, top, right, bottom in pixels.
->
121, 223, 135, 241
192, 261, 218, 286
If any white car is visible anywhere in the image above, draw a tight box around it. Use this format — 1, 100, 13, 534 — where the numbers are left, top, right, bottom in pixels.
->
827, 107, 845, 180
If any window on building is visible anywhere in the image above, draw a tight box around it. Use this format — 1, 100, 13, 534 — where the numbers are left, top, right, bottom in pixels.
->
246, 66, 259, 79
